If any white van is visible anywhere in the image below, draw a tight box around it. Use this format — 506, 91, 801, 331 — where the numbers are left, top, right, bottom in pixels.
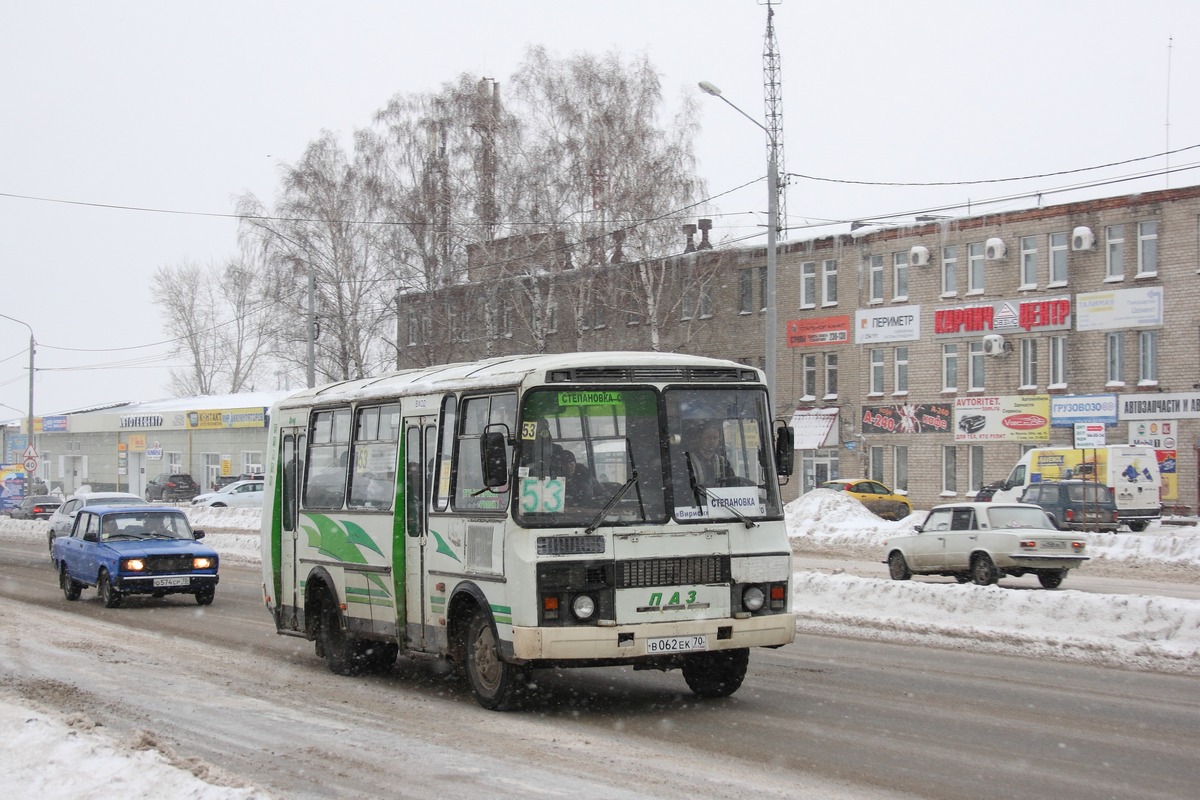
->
992, 445, 1161, 531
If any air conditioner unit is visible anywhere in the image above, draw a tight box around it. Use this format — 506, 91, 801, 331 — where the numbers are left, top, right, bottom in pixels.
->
985, 237, 1007, 260
1072, 226, 1095, 251
982, 334, 1007, 356
910, 245, 930, 266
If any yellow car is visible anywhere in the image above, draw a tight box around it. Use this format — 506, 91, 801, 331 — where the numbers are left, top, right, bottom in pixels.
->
819, 479, 913, 521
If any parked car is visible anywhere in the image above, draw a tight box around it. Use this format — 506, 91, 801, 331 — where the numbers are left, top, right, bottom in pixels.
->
47, 491, 148, 555
51, 505, 218, 607
146, 472, 201, 502
191, 478, 265, 508
1019, 479, 1120, 532
974, 480, 1006, 502
210, 473, 260, 492
8, 494, 62, 520
819, 478, 913, 521
883, 502, 1089, 589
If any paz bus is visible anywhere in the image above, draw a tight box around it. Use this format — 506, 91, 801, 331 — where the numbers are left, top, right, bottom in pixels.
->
260, 352, 797, 710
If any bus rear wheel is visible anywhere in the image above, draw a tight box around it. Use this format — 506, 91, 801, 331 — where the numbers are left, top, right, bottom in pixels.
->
465, 606, 524, 711
681, 648, 749, 698
318, 596, 363, 676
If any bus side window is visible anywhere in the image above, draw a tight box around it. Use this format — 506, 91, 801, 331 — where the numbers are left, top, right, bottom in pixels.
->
453, 393, 514, 511
305, 408, 351, 509
433, 395, 457, 512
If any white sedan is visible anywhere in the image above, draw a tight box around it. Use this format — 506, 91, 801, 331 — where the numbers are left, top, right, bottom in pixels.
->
191, 479, 265, 508
883, 502, 1089, 589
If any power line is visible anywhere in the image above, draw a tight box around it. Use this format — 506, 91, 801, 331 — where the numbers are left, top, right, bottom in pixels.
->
788, 143, 1200, 187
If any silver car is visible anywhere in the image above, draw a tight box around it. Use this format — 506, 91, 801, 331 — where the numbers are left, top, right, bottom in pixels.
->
46, 491, 148, 557
883, 502, 1089, 589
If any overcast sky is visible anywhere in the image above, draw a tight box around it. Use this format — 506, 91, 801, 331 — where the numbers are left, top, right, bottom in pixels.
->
2, 0, 1198, 418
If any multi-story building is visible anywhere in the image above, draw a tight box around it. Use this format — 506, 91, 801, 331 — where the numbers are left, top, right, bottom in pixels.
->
390, 184, 1200, 513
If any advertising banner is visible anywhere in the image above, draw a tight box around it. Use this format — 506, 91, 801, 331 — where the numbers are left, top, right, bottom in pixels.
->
861, 403, 953, 435
185, 408, 269, 430
954, 395, 1051, 442
854, 305, 920, 344
786, 315, 849, 347
0, 464, 27, 510
1076, 286, 1164, 331
1051, 394, 1118, 427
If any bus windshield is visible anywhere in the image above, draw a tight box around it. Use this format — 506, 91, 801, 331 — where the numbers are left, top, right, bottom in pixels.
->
665, 386, 781, 522
513, 384, 781, 527
515, 388, 667, 527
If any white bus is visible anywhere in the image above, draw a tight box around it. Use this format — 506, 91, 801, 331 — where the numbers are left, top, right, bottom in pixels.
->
260, 352, 797, 710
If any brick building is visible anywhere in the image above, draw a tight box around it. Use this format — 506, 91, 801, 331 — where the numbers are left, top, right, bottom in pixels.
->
399, 184, 1200, 513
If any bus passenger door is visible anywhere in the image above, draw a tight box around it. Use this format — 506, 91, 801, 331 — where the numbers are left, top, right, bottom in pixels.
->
278, 428, 306, 631
402, 419, 435, 652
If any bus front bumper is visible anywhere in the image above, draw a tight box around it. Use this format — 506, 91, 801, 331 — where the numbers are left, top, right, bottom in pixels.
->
510, 613, 796, 661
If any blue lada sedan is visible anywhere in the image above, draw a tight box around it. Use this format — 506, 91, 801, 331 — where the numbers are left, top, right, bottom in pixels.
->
51, 506, 219, 607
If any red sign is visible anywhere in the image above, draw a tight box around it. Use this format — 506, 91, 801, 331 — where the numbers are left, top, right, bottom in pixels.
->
787, 315, 849, 347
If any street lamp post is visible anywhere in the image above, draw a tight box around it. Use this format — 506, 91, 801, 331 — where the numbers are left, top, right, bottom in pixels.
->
698, 81, 778, 412
0, 313, 36, 491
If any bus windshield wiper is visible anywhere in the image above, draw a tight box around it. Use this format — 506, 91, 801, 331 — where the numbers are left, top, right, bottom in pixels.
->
686, 453, 756, 529
585, 472, 638, 534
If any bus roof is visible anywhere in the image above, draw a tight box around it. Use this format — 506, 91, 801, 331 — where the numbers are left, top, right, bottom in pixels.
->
273, 351, 762, 410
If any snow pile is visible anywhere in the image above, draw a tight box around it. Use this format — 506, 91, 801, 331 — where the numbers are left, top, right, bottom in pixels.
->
786, 488, 1200, 567
0, 697, 268, 799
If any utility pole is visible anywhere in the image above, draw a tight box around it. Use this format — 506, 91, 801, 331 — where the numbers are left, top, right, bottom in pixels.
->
762, 0, 787, 236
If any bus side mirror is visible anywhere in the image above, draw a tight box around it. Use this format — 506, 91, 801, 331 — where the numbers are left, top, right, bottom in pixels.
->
773, 422, 794, 477
481, 429, 509, 488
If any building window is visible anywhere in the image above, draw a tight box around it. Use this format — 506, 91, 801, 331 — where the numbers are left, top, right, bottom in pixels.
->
868, 255, 884, 303
1049, 232, 1068, 284
242, 451, 264, 474
1020, 338, 1039, 388
821, 259, 838, 305
681, 283, 696, 321
869, 446, 884, 483
824, 353, 839, 398
893, 251, 909, 300
500, 297, 513, 338
869, 348, 885, 394
1106, 331, 1124, 384
1137, 220, 1158, 276
894, 445, 908, 493
967, 242, 985, 293
1020, 235, 1038, 287
738, 269, 753, 314
1139, 330, 1159, 383
1049, 335, 1068, 387
548, 300, 559, 333
1106, 224, 1125, 280
942, 343, 958, 392
969, 445, 986, 493
893, 346, 909, 394
759, 267, 768, 312
167, 452, 184, 473
968, 341, 985, 390
941, 245, 957, 295
203, 453, 221, 490
802, 354, 817, 399
697, 283, 713, 319
942, 445, 957, 495
800, 261, 817, 308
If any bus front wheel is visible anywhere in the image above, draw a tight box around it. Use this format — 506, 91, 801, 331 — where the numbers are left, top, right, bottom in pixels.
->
465, 606, 525, 711
682, 648, 749, 698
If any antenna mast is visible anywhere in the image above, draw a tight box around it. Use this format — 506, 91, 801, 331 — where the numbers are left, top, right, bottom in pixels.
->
762, 0, 787, 234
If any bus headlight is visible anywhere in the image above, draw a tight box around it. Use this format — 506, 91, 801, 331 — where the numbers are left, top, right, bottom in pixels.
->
742, 585, 765, 612
572, 594, 596, 620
